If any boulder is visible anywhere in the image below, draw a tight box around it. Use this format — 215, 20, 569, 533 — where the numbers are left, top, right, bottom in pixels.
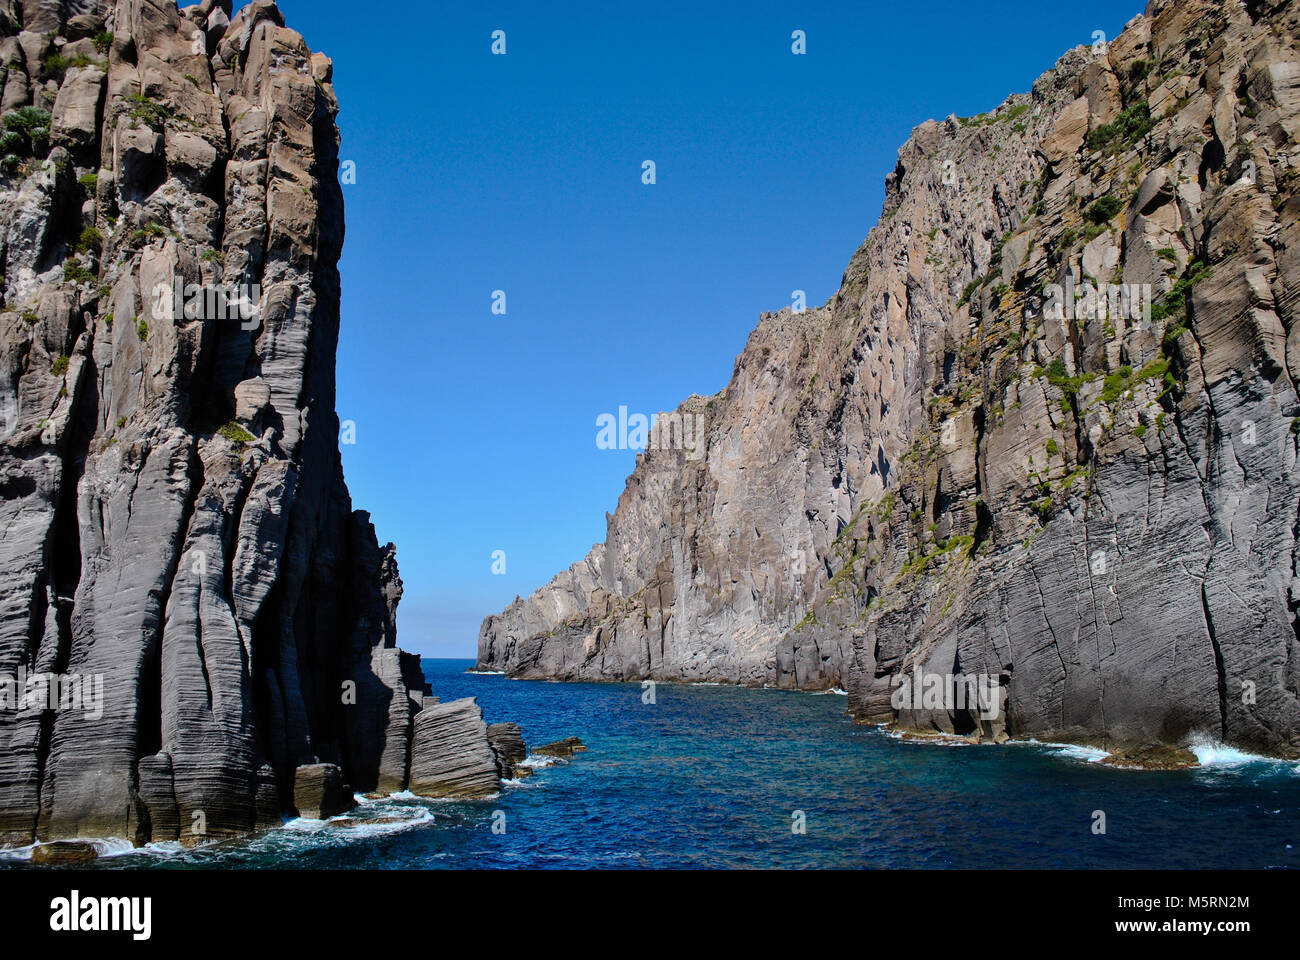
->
31, 841, 99, 865
233, 376, 271, 422
407, 699, 500, 798
65, 15, 106, 42
487, 722, 527, 778
293, 763, 354, 820
1041, 95, 1089, 164
532, 736, 587, 758
1099, 743, 1200, 770
50, 65, 104, 157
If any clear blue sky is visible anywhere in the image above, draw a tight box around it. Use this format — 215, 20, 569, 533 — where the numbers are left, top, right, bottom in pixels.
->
232, 0, 1146, 655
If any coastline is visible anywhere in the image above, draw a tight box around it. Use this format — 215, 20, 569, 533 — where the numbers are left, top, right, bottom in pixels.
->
469, 661, 1300, 770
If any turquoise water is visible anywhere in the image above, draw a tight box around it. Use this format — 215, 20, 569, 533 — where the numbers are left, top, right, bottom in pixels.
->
7, 658, 1300, 869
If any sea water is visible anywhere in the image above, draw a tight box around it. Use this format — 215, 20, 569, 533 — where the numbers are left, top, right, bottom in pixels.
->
4, 659, 1297, 869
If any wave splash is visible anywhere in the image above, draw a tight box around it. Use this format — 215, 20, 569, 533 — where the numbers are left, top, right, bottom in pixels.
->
1186, 735, 1299, 773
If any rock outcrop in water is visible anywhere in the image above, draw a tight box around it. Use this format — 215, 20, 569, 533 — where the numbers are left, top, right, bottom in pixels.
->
407, 698, 502, 799
486, 721, 526, 779
0, 0, 508, 848
480, 0, 1300, 760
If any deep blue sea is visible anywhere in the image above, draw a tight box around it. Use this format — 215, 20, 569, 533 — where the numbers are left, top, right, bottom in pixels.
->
6, 659, 1300, 869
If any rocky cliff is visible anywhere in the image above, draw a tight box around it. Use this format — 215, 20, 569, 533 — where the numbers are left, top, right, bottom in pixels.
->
0, 0, 509, 849
479, 0, 1300, 760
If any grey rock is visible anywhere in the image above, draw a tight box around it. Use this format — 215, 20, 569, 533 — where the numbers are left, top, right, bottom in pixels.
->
31, 839, 99, 864
64, 15, 106, 43
341, 515, 425, 797
3, 147, 75, 306
137, 752, 179, 843
50, 65, 104, 160
292, 763, 353, 820
0, 0, 525, 852
232, 376, 270, 426
479, 0, 1300, 761
17, 2, 60, 36
408, 699, 501, 799
254, 763, 281, 830
532, 736, 587, 758
487, 721, 526, 778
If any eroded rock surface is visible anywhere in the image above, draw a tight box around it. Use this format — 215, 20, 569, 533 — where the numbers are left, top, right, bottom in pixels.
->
532, 736, 587, 758
0, 0, 507, 847
480, 0, 1300, 759
292, 762, 352, 820
486, 721, 526, 779
408, 698, 502, 799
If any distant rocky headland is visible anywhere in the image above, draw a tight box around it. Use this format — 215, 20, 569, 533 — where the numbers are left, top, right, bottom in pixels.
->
0, 0, 526, 851
480, 0, 1300, 764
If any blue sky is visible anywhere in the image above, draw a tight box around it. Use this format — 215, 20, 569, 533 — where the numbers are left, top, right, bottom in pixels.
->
231, 0, 1146, 655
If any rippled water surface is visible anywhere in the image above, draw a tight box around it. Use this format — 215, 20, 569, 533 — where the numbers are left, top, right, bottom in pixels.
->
5, 659, 1299, 869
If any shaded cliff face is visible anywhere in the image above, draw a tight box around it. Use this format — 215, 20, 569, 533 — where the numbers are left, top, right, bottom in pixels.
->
479, 0, 1300, 758
0, 0, 442, 846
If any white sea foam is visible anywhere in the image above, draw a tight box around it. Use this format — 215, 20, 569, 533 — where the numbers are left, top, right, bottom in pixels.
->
129, 841, 187, 858
0, 836, 137, 862
282, 804, 434, 837
395, 789, 500, 803
89, 837, 139, 857
87, 839, 194, 862
518, 755, 560, 769
326, 809, 434, 837
1186, 735, 1296, 770
879, 728, 974, 747
1028, 740, 1110, 763
998, 738, 1110, 762
1190, 741, 1256, 766
3, 792, 447, 864
813, 688, 848, 696
1023, 736, 1297, 771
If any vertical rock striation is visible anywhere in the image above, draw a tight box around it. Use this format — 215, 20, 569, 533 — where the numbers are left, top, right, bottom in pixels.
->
0, 0, 504, 847
479, 0, 1300, 759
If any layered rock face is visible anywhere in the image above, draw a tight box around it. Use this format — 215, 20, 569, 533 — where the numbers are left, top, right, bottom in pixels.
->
408, 699, 502, 799
480, 0, 1300, 758
0, 0, 504, 847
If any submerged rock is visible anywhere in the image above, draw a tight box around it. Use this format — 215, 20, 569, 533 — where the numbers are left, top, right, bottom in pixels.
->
1098, 744, 1200, 771
532, 737, 588, 758
324, 816, 413, 830
30, 840, 99, 865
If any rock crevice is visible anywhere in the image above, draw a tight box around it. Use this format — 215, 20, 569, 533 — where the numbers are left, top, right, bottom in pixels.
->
0, 0, 510, 847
